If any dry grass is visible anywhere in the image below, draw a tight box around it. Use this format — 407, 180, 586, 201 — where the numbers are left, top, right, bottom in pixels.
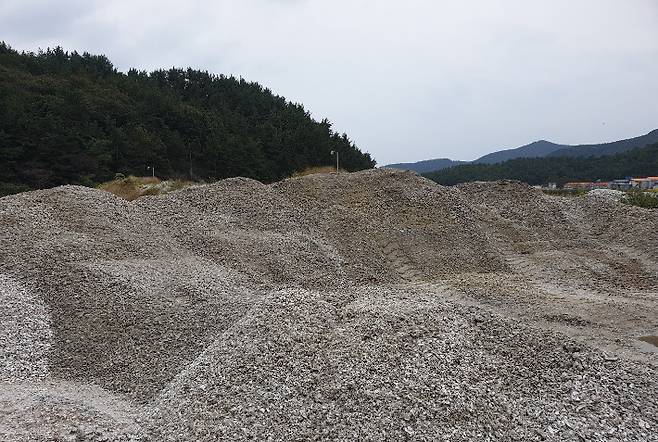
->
98, 176, 165, 201
99, 176, 198, 201
116, 177, 198, 200
169, 179, 196, 191
291, 166, 345, 178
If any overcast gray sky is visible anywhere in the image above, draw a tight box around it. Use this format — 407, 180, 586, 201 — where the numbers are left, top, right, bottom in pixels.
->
2, 0, 657, 165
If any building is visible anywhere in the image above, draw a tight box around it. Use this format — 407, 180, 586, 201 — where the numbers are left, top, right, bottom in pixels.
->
632, 177, 658, 189
564, 181, 609, 190
562, 177, 658, 191
564, 182, 591, 190
610, 179, 632, 190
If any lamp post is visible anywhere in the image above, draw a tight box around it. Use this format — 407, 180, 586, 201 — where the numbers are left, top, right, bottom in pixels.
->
147, 166, 155, 178
330, 150, 339, 173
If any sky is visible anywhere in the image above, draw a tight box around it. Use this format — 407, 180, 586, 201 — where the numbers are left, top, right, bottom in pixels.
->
1, 0, 657, 165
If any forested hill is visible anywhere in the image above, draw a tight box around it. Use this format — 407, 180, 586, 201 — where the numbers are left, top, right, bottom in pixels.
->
423, 143, 658, 186
385, 158, 467, 173
386, 130, 658, 173
472, 140, 567, 164
547, 129, 658, 158
0, 43, 375, 193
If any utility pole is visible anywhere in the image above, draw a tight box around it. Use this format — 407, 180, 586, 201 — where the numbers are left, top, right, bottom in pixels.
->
330, 150, 339, 173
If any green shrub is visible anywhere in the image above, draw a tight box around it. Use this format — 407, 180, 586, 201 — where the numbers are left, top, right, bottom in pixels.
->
623, 189, 658, 209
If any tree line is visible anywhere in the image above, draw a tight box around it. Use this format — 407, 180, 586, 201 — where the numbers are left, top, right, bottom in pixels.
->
0, 42, 375, 195
423, 143, 658, 186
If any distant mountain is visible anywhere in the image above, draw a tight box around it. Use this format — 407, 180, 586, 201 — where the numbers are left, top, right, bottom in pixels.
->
385, 129, 658, 174
384, 158, 466, 173
473, 140, 567, 164
547, 129, 658, 158
424, 142, 658, 186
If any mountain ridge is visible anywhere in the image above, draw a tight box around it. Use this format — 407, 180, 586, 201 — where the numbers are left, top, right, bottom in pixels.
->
423, 142, 658, 186
548, 129, 658, 158
473, 139, 568, 164
385, 129, 658, 173
384, 158, 467, 173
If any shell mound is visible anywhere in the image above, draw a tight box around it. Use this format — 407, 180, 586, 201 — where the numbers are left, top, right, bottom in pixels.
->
1, 169, 656, 441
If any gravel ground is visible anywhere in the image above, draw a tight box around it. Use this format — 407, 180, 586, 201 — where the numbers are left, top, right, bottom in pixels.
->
0, 381, 146, 441
586, 188, 625, 202
0, 274, 51, 382
0, 169, 656, 441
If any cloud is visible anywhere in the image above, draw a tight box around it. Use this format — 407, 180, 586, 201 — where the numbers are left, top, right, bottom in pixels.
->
2, 0, 657, 164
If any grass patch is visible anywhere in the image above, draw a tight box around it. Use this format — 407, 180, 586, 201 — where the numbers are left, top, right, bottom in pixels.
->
623, 189, 658, 209
169, 179, 196, 191
291, 166, 345, 177
98, 176, 163, 201
98, 176, 199, 201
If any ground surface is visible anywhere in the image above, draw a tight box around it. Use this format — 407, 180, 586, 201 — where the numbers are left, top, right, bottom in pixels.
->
0, 169, 656, 441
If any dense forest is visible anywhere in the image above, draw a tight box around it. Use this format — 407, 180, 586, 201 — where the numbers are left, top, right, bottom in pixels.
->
0, 42, 375, 195
423, 143, 658, 186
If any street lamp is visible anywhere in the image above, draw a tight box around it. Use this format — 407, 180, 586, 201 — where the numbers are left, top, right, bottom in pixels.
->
330, 150, 339, 173
147, 166, 155, 178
